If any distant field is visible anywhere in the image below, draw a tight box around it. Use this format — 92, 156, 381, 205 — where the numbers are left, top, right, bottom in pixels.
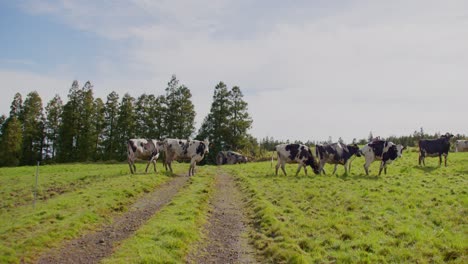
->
0, 149, 467, 263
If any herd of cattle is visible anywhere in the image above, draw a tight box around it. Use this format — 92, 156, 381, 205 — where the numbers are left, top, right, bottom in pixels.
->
127, 134, 467, 176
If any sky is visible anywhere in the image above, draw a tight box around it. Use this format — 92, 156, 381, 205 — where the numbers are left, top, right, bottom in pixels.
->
1, 0, 467, 143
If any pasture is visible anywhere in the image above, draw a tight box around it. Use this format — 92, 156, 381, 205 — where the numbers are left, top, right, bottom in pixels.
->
0, 149, 466, 263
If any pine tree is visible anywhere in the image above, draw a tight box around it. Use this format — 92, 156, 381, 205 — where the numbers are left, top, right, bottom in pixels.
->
103, 91, 120, 160
10, 93, 23, 118
197, 82, 232, 162
0, 95, 24, 166
45, 95, 63, 160
228, 86, 252, 149
163, 75, 196, 138
92, 98, 106, 160
57, 80, 81, 162
0, 117, 23, 166
20, 91, 44, 165
76, 81, 95, 161
150, 95, 167, 139
135, 94, 154, 138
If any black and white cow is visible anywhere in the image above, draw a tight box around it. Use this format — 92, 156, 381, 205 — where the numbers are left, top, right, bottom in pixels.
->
419, 133, 454, 166
455, 140, 468, 152
216, 151, 248, 165
273, 144, 320, 176
162, 138, 209, 176
360, 140, 405, 176
315, 143, 361, 175
127, 139, 160, 174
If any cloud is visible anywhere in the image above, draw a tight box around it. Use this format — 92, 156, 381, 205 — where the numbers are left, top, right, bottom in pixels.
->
11, 0, 468, 141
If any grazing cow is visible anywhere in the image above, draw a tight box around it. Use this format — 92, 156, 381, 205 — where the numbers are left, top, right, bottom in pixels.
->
455, 140, 468, 152
360, 140, 406, 176
315, 143, 361, 175
216, 151, 248, 165
127, 139, 160, 174
162, 138, 210, 176
273, 144, 320, 176
419, 133, 454, 166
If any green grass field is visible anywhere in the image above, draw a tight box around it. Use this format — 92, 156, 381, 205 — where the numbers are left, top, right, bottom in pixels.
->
0, 149, 467, 263
225, 148, 468, 263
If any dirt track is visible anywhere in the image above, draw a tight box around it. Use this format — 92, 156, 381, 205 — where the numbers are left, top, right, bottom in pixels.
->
37, 175, 189, 264
187, 172, 257, 264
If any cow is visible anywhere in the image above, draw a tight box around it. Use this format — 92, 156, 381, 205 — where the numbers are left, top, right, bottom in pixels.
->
216, 151, 248, 165
360, 140, 406, 176
315, 143, 361, 175
162, 138, 210, 176
272, 144, 320, 176
419, 133, 454, 166
127, 139, 160, 174
455, 140, 468, 152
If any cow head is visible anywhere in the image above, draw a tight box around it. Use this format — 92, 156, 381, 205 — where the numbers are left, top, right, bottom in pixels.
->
396, 144, 406, 157
305, 156, 320, 175
442, 133, 454, 139
347, 143, 361, 157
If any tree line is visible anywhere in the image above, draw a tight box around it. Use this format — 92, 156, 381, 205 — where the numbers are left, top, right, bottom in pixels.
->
1, 74, 465, 167
0, 75, 254, 166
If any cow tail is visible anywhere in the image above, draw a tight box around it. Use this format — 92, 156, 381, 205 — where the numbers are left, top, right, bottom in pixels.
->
271, 151, 275, 168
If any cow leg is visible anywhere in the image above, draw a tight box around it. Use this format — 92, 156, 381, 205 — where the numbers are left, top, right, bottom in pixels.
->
444, 154, 448, 167
145, 160, 151, 173
378, 162, 385, 176
343, 162, 349, 175
364, 157, 373, 176
128, 160, 134, 174
347, 160, 352, 175
280, 161, 287, 176
295, 164, 303, 176
332, 164, 338, 175
275, 160, 281, 175
303, 165, 308, 176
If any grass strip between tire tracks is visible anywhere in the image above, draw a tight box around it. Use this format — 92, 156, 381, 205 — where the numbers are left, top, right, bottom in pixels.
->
102, 166, 216, 264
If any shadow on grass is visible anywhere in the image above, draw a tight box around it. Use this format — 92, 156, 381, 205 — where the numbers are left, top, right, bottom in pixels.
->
413, 165, 440, 173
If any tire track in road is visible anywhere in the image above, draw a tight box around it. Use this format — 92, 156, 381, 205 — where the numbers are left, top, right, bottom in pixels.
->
37, 175, 189, 264
187, 172, 257, 264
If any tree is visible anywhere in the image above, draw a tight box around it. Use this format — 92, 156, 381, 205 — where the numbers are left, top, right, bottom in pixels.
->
10, 93, 23, 118
57, 80, 81, 162
198, 82, 253, 163
92, 98, 106, 160
0, 117, 23, 166
45, 95, 63, 160
0, 95, 25, 166
102, 91, 120, 160
20, 91, 45, 165
75, 81, 95, 161
115, 93, 136, 160
163, 75, 196, 138
228, 86, 253, 149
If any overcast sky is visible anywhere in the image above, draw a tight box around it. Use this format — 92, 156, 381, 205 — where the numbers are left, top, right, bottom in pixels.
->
1, 0, 467, 143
